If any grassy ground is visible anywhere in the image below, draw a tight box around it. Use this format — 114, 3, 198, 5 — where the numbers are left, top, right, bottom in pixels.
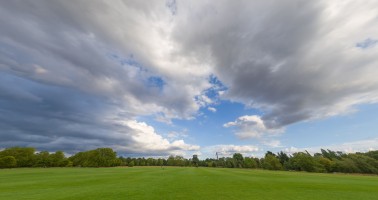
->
1, 167, 377, 200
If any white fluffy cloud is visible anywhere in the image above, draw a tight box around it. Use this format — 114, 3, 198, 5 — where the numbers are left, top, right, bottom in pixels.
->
119, 120, 198, 153
207, 107, 217, 112
262, 140, 282, 148
202, 144, 259, 158
74, 119, 201, 156
224, 115, 283, 139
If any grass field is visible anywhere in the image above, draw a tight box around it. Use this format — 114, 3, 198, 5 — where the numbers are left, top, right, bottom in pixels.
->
1, 167, 377, 200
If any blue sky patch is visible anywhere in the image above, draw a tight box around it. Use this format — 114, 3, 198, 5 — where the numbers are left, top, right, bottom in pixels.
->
356, 38, 378, 49
147, 76, 165, 90
166, 0, 177, 15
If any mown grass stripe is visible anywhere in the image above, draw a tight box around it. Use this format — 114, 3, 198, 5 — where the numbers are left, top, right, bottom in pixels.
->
0, 167, 377, 200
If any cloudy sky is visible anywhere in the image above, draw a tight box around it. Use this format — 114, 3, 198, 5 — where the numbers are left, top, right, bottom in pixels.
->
1, 0, 378, 158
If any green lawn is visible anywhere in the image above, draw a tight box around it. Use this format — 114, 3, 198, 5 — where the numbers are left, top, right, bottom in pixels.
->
0, 167, 377, 200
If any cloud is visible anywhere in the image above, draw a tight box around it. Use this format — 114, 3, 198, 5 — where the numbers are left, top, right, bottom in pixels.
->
166, 130, 188, 140
207, 107, 216, 112
172, 0, 378, 130
0, 0, 214, 154
202, 144, 259, 158
115, 120, 199, 155
0, 74, 198, 156
224, 115, 283, 139
1, 0, 378, 156
284, 138, 378, 155
262, 140, 282, 148
0, 0, 214, 121
166, 0, 177, 15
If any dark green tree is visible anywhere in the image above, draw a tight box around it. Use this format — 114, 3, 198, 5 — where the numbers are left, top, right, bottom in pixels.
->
0, 147, 36, 167
364, 150, 378, 160
34, 151, 51, 167
0, 156, 17, 168
277, 151, 289, 166
315, 156, 333, 172
233, 153, 244, 168
243, 157, 257, 168
225, 157, 235, 168
69, 148, 118, 167
348, 154, 378, 174
50, 151, 68, 167
287, 152, 318, 172
262, 154, 282, 170
167, 156, 175, 166
192, 155, 199, 167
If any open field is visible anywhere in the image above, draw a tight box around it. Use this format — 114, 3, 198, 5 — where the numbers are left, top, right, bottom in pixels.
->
1, 167, 377, 200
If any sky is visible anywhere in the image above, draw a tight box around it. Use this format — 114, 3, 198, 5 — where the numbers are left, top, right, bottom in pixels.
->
1, 0, 378, 158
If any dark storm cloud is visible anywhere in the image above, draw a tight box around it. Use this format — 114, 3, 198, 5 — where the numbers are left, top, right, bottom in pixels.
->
0, 0, 201, 155
0, 73, 199, 155
0, 73, 117, 152
0, 0, 206, 118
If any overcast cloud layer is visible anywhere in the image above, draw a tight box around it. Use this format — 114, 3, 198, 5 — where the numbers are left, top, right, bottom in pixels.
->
1, 0, 378, 156
175, 0, 378, 134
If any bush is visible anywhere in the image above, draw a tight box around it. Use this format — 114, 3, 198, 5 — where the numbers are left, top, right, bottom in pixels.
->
0, 156, 17, 168
262, 154, 283, 170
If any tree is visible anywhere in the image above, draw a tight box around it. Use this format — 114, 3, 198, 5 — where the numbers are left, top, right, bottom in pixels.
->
146, 158, 154, 166
192, 155, 199, 167
34, 151, 51, 167
216, 157, 226, 168
254, 158, 261, 168
95, 148, 118, 167
167, 156, 175, 166
277, 151, 289, 166
287, 152, 317, 172
321, 149, 342, 160
331, 158, 360, 173
364, 150, 378, 160
50, 151, 68, 167
0, 147, 36, 167
316, 156, 333, 172
157, 158, 164, 166
243, 157, 257, 168
262, 154, 282, 170
265, 151, 276, 157
1, 145, 377, 173
140, 159, 146, 166
174, 156, 185, 166
69, 148, 118, 167
348, 154, 378, 174
233, 153, 244, 168
225, 157, 235, 168
0, 156, 17, 168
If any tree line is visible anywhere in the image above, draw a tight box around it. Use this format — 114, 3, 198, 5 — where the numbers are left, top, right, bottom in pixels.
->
1, 146, 378, 174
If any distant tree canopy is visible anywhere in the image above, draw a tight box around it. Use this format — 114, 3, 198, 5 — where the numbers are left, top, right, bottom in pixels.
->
0, 147, 35, 167
1, 146, 378, 175
0, 156, 17, 168
192, 155, 199, 167
262, 153, 283, 170
0, 147, 68, 168
69, 148, 119, 167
